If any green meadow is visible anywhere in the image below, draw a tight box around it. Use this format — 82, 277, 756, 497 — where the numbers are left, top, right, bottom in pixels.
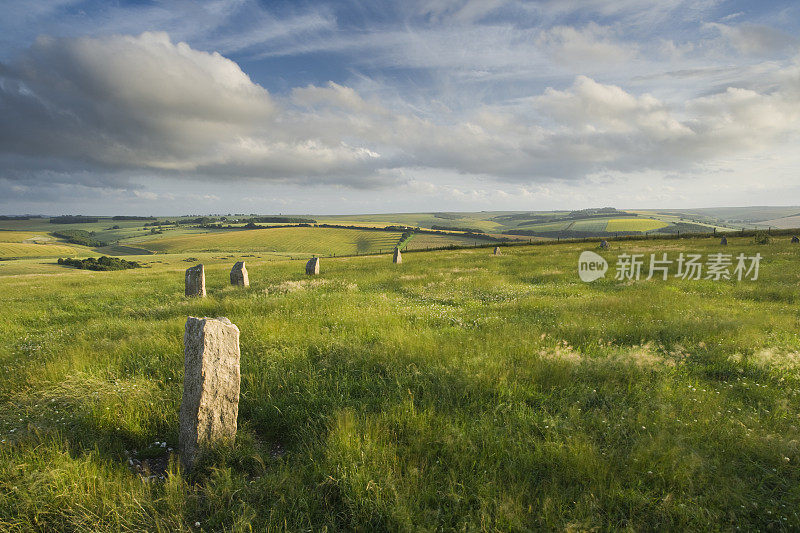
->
134, 227, 404, 256
1, 235, 799, 530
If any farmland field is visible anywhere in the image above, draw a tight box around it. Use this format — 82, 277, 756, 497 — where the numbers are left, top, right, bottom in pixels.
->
759, 215, 800, 229
0, 230, 93, 259
138, 227, 404, 256
515, 220, 571, 232
0, 231, 54, 243
404, 232, 495, 250
316, 212, 507, 233
515, 217, 672, 235
568, 219, 610, 232
1, 234, 799, 530
606, 217, 669, 232
0, 242, 85, 259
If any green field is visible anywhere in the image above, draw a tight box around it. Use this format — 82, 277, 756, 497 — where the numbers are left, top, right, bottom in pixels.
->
568, 219, 610, 232
137, 227, 405, 256
3, 209, 794, 258
0, 242, 87, 259
316, 213, 507, 233
0, 231, 54, 243
499, 212, 681, 235
1, 234, 799, 530
0, 229, 94, 259
517, 220, 572, 232
404, 232, 494, 250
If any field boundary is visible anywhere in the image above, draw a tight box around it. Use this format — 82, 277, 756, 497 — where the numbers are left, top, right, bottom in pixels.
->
315, 226, 800, 260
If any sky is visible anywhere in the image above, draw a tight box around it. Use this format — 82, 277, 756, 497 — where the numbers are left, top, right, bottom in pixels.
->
1, 0, 799, 215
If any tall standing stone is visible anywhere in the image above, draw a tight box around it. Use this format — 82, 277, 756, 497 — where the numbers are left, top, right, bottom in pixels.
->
306, 257, 320, 275
230, 261, 249, 287
185, 264, 206, 297
720, 236, 728, 245
179, 317, 240, 470
493, 246, 501, 255
393, 247, 402, 264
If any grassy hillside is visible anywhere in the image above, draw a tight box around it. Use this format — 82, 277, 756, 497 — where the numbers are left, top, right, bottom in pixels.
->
0, 229, 95, 259
315, 212, 507, 233
1, 236, 799, 530
4, 210, 797, 257
138, 227, 405, 256
404, 232, 495, 250
0, 242, 84, 258
759, 215, 800, 229
669, 206, 800, 223
0, 231, 55, 243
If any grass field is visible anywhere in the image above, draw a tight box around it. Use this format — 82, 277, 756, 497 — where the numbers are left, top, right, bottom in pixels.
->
0, 231, 54, 243
512, 217, 669, 234
0, 230, 92, 259
569, 219, 610, 232
1, 235, 799, 530
138, 227, 404, 256
3, 210, 790, 257
760, 215, 800, 229
606, 217, 669, 232
516, 220, 571, 232
404, 232, 494, 250
0, 242, 85, 259
316, 213, 507, 233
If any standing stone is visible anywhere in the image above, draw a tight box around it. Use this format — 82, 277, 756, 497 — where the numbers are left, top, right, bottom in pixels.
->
230, 261, 249, 287
599, 240, 609, 249
179, 317, 240, 470
792, 236, 799, 243
306, 257, 320, 275
720, 236, 728, 245
185, 264, 206, 297
493, 246, 502, 255
393, 247, 402, 264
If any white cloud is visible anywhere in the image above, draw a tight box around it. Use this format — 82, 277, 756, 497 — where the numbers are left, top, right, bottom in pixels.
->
537, 76, 690, 139
291, 82, 385, 115
413, 0, 510, 24
526, 71, 800, 175
536, 23, 635, 66
1, 30, 799, 200
0, 32, 384, 183
706, 22, 798, 56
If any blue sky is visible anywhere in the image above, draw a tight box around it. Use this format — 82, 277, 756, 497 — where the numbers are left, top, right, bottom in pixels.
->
1, 0, 799, 215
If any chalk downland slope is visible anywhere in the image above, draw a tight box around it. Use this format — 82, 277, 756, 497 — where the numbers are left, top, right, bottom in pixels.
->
138, 227, 405, 256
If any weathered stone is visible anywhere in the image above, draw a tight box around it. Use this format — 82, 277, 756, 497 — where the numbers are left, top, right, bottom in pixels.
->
792, 236, 799, 243
230, 261, 249, 287
720, 236, 728, 245
493, 246, 501, 255
179, 317, 240, 470
599, 240, 609, 249
306, 257, 320, 275
393, 247, 402, 264
185, 264, 206, 297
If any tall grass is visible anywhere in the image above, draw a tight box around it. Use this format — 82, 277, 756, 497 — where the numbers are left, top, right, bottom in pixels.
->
1, 237, 799, 530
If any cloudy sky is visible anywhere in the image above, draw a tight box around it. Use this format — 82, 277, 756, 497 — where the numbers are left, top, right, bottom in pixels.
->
1, 0, 799, 215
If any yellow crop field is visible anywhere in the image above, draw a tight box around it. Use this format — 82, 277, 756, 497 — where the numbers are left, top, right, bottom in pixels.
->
0, 231, 53, 243
139, 227, 404, 256
605, 218, 669, 232
0, 242, 80, 258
